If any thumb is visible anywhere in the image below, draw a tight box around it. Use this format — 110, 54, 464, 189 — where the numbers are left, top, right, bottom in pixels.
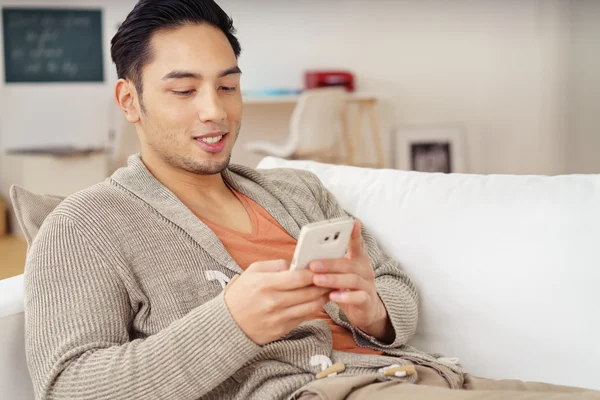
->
246, 259, 290, 273
347, 219, 365, 259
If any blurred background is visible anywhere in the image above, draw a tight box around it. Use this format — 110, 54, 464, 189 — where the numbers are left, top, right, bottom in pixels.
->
0, 0, 599, 267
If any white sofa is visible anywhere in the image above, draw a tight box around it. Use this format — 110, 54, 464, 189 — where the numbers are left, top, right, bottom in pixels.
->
1, 157, 599, 399
0, 274, 32, 399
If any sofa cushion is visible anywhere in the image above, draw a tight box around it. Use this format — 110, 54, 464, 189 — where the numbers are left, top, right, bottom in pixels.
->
9, 186, 64, 246
257, 156, 600, 390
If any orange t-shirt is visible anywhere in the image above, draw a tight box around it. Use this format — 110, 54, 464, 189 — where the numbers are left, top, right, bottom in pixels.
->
196, 189, 383, 355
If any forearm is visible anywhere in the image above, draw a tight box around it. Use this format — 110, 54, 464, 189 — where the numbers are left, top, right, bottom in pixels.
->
26, 216, 261, 400
340, 275, 417, 349
31, 293, 260, 400
358, 294, 395, 344
372, 275, 419, 346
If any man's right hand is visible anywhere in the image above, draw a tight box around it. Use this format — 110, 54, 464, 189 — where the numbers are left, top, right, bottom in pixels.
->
224, 260, 330, 346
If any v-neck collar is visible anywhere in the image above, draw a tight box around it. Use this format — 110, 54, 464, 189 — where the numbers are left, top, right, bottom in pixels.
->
197, 188, 259, 238
110, 154, 309, 274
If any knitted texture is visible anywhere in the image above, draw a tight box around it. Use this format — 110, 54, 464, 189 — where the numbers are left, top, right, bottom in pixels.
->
19, 155, 463, 400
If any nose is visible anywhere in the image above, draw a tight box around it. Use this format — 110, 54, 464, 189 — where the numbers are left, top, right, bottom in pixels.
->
197, 88, 226, 123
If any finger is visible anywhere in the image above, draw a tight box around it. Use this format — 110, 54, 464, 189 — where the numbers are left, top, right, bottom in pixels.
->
266, 269, 315, 290
246, 260, 314, 290
309, 258, 371, 280
347, 220, 365, 259
329, 289, 370, 306
277, 286, 331, 309
283, 294, 330, 321
313, 273, 369, 291
247, 259, 290, 273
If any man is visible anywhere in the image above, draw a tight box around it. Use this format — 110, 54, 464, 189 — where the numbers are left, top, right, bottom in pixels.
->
18, 1, 599, 399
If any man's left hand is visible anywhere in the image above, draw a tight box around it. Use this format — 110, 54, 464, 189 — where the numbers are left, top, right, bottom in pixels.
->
309, 220, 394, 343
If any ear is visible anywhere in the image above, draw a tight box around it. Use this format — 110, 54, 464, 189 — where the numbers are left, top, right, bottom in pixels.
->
115, 79, 141, 123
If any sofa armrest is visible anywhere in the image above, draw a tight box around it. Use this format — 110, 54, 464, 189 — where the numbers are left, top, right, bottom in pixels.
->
0, 274, 25, 318
0, 274, 35, 399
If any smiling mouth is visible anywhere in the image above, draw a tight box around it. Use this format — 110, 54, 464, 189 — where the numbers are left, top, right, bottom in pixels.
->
193, 132, 229, 153
196, 134, 225, 144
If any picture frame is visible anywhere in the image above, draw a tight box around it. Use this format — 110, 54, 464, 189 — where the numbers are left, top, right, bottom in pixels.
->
391, 125, 468, 173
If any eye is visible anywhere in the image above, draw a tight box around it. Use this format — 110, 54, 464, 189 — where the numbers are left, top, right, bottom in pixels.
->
172, 89, 195, 96
219, 86, 237, 92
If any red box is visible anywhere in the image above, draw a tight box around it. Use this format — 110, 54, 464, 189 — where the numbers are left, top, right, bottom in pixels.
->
304, 70, 355, 92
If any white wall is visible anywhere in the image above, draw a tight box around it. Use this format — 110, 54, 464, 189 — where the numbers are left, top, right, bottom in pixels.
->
566, 0, 600, 174
230, 0, 571, 174
0, 0, 122, 151
0, 0, 581, 175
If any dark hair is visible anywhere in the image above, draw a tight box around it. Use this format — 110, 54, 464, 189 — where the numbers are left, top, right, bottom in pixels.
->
111, 0, 241, 96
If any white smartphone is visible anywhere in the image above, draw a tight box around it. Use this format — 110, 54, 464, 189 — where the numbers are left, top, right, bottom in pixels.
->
290, 217, 355, 271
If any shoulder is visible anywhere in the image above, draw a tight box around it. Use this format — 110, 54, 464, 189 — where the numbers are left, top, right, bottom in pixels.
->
264, 167, 323, 191
51, 180, 134, 223
40, 181, 146, 249
11, 180, 134, 247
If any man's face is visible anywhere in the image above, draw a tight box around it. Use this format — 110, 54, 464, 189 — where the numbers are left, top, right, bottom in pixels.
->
135, 23, 242, 175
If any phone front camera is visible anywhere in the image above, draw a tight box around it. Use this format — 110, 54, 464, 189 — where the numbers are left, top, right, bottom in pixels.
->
334, 232, 340, 240
324, 236, 330, 242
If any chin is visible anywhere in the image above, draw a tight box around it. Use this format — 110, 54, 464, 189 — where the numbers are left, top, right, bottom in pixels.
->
180, 154, 232, 175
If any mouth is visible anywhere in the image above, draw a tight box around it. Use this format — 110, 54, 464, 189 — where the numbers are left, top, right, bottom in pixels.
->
193, 132, 228, 154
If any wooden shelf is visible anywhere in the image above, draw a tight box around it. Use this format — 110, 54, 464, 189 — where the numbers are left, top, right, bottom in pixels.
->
243, 92, 377, 105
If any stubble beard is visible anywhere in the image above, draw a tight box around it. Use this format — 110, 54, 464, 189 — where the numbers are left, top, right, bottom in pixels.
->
146, 119, 240, 176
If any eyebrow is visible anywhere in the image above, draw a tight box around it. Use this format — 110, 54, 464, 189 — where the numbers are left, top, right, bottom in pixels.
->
162, 66, 242, 80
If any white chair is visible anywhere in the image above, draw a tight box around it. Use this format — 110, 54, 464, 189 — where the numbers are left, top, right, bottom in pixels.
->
246, 88, 351, 164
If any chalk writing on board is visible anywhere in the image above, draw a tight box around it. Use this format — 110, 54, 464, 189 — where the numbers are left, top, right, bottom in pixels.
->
2, 8, 103, 83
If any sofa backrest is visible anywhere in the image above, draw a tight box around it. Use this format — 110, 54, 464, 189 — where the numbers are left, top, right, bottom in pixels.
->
258, 157, 600, 390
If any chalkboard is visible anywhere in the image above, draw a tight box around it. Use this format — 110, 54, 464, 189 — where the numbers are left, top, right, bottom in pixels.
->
2, 8, 104, 83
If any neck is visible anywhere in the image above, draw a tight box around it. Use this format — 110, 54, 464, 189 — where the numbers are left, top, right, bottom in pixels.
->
140, 151, 232, 207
